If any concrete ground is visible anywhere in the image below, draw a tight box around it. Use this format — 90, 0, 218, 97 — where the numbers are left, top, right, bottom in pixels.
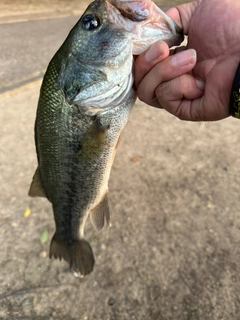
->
1, 1, 240, 319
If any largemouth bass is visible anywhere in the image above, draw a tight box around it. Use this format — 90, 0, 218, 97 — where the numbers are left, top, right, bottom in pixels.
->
29, 0, 183, 276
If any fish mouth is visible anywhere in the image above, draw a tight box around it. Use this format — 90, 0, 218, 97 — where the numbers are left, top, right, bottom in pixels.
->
106, 0, 184, 54
109, 0, 154, 21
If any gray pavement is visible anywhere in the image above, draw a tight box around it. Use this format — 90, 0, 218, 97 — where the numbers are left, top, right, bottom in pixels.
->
1, 7, 240, 320
0, 16, 79, 93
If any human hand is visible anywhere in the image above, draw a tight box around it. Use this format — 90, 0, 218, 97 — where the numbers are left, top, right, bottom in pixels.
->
134, 0, 240, 121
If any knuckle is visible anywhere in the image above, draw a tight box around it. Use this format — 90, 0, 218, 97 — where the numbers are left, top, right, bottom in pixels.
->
155, 81, 170, 99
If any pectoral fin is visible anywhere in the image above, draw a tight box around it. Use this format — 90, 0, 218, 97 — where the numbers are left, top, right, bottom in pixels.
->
90, 193, 110, 231
28, 167, 46, 198
78, 117, 110, 162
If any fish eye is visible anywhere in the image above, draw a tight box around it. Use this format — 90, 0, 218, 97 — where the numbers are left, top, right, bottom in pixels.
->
82, 14, 101, 31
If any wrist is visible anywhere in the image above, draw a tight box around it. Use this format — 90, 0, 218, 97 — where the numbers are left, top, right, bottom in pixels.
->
229, 62, 240, 118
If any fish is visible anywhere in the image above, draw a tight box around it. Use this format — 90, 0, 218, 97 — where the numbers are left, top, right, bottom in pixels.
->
29, 0, 183, 276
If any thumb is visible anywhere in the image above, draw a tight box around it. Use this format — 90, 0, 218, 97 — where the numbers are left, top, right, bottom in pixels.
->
165, 1, 199, 35
134, 40, 169, 88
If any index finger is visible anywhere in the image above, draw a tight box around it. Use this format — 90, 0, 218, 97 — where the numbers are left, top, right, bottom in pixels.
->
134, 40, 169, 88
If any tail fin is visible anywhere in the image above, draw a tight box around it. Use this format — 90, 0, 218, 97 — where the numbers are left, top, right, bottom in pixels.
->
49, 234, 95, 276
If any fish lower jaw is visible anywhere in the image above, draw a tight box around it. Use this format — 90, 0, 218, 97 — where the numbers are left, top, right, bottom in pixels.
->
107, 1, 183, 54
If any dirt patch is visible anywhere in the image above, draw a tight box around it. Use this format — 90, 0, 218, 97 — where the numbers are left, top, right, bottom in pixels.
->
1, 0, 240, 319
1, 86, 240, 319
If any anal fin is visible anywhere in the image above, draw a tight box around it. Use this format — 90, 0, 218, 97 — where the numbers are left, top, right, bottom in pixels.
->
28, 167, 46, 198
90, 193, 110, 231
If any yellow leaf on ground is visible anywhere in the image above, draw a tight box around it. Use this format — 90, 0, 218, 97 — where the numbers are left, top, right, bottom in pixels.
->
23, 206, 31, 218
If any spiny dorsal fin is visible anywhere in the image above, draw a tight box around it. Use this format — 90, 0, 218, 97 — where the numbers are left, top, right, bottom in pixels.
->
28, 167, 46, 198
90, 194, 110, 231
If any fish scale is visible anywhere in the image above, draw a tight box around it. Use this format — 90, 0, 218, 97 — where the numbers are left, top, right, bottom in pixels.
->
29, 0, 183, 276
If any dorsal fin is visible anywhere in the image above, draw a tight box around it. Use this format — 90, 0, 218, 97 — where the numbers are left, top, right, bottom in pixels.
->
28, 167, 46, 198
90, 193, 110, 231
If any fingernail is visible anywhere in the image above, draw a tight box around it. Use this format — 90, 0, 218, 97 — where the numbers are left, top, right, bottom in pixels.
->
196, 79, 205, 91
145, 41, 163, 62
171, 49, 196, 67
